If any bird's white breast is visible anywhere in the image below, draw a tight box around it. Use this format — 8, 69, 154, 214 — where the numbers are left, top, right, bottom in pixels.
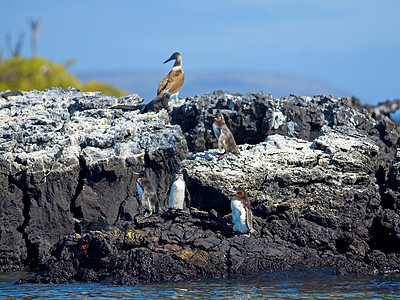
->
212, 123, 220, 139
168, 179, 186, 210
136, 181, 143, 198
231, 199, 249, 234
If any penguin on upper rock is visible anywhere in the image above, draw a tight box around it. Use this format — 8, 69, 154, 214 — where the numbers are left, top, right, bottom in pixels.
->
212, 113, 240, 157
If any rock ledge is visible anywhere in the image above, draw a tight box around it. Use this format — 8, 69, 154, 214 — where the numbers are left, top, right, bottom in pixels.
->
1, 88, 400, 284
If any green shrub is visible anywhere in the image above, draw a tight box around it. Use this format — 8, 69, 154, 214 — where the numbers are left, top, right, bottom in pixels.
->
82, 80, 128, 97
0, 56, 128, 97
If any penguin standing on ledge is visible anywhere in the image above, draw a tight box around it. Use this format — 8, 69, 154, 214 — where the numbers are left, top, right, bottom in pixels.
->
156, 52, 184, 100
72, 217, 120, 234
230, 188, 255, 235
167, 168, 191, 211
135, 170, 158, 217
212, 113, 240, 157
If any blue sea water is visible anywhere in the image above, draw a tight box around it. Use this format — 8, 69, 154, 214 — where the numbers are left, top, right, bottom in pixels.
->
1, 270, 400, 299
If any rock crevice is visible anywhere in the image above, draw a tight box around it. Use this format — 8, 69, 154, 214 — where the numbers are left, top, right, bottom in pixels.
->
1, 88, 400, 283
9, 172, 38, 268
0, 88, 188, 271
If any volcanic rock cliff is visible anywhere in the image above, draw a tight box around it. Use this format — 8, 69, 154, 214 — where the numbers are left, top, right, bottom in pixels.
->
0, 88, 187, 271
1, 88, 400, 284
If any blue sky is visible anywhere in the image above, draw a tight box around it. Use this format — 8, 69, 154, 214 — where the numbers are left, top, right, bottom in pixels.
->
1, 0, 400, 104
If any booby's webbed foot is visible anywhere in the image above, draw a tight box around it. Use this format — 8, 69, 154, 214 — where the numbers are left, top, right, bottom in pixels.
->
144, 210, 152, 218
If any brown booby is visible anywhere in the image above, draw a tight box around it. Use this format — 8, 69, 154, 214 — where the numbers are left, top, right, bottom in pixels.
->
156, 52, 184, 100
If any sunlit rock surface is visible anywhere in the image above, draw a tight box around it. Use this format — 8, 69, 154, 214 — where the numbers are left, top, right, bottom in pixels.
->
0, 88, 187, 271
1, 88, 400, 283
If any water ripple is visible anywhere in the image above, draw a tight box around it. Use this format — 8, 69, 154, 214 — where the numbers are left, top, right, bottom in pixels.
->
1, 270, 400, 299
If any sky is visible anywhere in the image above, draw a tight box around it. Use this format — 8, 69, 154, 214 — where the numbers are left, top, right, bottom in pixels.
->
1, 0, 400, 104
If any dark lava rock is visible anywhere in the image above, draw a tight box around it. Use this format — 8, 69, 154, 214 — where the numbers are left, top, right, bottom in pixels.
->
0, 88, 188, 271
169, 91, 386, 154
2, 88, 400, 284
24, 210, 391, 285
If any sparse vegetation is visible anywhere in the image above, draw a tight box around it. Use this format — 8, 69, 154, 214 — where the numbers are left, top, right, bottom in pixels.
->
0, 19, 128, 97
0, 56, 128, 97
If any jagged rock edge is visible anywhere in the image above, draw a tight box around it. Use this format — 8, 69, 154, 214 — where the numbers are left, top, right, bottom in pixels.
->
9, 171, 39, 267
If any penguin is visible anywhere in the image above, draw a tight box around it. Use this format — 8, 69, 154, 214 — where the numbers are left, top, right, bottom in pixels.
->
72, 217, 120, 234
110, 92, 171, 113
230, 188, 255, 235
156, 52, 184, 100
167, 168, 191, 211
135, 170, 158, 217
212, 113, 240, 157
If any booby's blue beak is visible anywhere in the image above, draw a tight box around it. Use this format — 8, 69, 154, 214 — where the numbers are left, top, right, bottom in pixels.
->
163, 53, 176, 64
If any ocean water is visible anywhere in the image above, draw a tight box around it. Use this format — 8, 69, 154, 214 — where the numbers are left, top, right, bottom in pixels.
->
1, 270, 400, 299
77, 71, 348, 104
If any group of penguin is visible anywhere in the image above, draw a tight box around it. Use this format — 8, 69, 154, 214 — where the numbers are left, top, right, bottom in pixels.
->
75, 52, 255, 236
135, 108, 255, 236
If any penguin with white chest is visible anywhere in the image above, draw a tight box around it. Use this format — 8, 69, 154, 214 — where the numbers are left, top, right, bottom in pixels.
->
167, 168, 191, 211
135, 170, 158, 217
230, 188, 255, 235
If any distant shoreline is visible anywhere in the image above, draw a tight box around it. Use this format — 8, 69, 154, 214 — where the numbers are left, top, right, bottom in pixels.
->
76, 70, 348, 103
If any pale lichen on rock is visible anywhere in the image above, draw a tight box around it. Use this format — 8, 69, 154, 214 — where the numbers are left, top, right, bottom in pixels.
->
0, 87, 187, 271
2, 88, 400, 283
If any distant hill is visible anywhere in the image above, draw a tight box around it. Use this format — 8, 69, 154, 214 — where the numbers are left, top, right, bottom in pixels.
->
77, 70, 348, 103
